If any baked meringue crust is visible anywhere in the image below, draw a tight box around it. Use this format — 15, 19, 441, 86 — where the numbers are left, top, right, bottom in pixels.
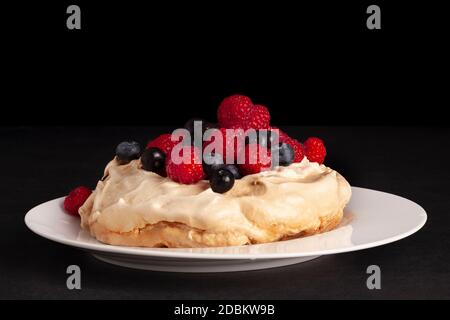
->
79, 158, 352, 248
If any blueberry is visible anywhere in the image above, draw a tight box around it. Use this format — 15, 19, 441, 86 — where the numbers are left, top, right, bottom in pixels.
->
115, 141, 141, 164
141, 147, 166, 174
202, 152, 224, 178
183, 119, 217, 147
223, 164, 241, 179
210, 168, 235, 193
273, 142, 294, 166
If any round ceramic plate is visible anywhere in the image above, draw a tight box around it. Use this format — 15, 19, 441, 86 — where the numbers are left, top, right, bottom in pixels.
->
25, 187, 426, 273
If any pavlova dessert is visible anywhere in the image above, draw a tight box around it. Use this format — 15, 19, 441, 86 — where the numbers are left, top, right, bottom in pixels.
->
63, 95, 351, 248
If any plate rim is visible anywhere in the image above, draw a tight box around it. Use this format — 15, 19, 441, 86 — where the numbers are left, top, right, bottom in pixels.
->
24, 186, 427, 260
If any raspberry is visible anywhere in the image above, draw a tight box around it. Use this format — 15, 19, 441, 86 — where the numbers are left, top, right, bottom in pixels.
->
286, 138, 305, 163
238, 144, 272, 175
217, 95, 253, 128
277, 132, 305, 163
270, 126, 289, 143
166, 146, 205, 184
304, 137, 326, 164
146, 133, 182, 156
203, 126, 246, 163
246, 104, 271, 129
63, 186, 92, 216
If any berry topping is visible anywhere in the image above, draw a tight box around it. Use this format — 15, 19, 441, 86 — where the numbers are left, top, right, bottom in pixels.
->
202, 152, 225, 178
217, 95, 253, 128
238, 144, 272, 175
166, 146, 205, 184
146, 134, 180, 156
210, 168, 235, 194
246, 104, 271, 129
304, 137, 326, 164
273, 142, 294, 166
141, 147, 166, 176
115, 141, 141, 164
63, 186, 92, 216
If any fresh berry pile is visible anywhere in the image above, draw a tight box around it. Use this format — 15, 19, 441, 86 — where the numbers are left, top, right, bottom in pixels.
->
115, 95, 326, 194
64, 95, 329, 216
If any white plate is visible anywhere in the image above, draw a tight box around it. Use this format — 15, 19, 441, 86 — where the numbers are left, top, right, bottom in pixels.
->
25, 187, 427, 273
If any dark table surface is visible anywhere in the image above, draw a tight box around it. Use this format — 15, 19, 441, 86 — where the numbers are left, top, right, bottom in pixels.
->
1, 126, 449, 299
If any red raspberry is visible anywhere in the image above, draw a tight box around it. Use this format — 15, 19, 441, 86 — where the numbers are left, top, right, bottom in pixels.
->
217, 95, 253, 128
270, 126, 289, 143
238, 144, 272, 175
277, 131, 305, 163
287, 138, 305, 163
304, 137, 326, 164
63, 186, 92, 216
203, 126, 246, 163
146, 133, 182, 156
245, 104, 271, 129
166, 146, 205, 184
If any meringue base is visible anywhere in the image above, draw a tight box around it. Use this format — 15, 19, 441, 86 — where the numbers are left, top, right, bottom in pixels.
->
79, 158, 351, 248
87, 210, 343, 248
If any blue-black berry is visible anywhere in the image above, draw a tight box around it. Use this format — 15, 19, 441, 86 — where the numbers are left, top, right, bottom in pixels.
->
202, 152, 224, 178
184, 118, 218, 145
141, 147, 166, 175
273, 142, 294, 166
223, 164, 241, 179
115, 141, 141, 164
210, 168, 235, 193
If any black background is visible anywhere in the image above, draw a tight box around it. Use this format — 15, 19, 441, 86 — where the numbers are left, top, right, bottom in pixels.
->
1, 1, 450, 301
2, 1, 448, 125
